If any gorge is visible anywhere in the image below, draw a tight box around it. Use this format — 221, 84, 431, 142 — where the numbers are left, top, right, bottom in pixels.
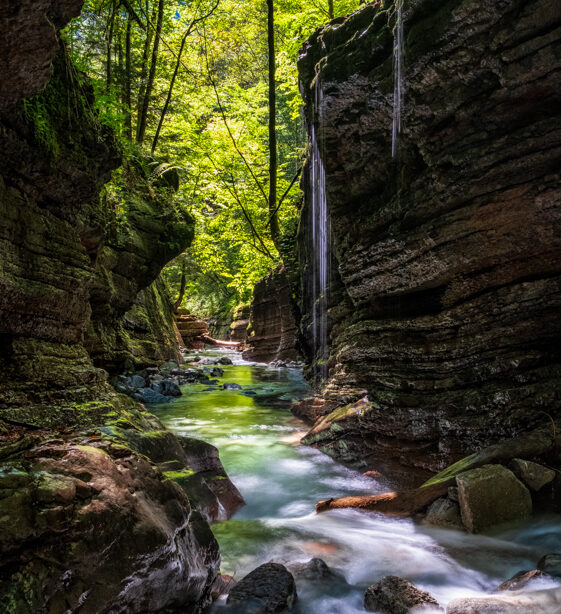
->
0, 0, 560, 612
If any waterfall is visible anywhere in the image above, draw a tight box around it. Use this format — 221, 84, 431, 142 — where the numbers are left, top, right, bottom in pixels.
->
310, 78, 330, 384
392, 0, 404, 157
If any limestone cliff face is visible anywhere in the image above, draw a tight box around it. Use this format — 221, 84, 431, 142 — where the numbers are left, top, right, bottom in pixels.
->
243, 266, 301, 363
0, 3, 220, 612
298, 0, 561, 470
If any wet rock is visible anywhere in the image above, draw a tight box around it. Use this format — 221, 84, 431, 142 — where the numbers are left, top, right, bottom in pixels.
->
423, 497, 463, 530
136, 387, 172, 404
448, 486, 459, 503
495, 569, 548, 592
364, 576, 442, 613
212, 573, 237, 599
537, 553, 561, 578
288, 558, 334, 582
456, 464, 532, 533
290, 397, 334, 424
242, 390, 257, 397
218, 357, 234, 365
126, 374, 146, 390
160, 360, 179, 373
226, 562, 297, 613
210, 367, 224, 377
0, 434, 220, 613
447, 587, 561, 613
157, 378, 182, 397
223, 383, 242, 390
510, 458, 556, 491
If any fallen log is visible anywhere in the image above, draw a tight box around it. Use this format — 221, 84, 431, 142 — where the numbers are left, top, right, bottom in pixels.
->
316, 425, 558, 515
197, 334, 240, 349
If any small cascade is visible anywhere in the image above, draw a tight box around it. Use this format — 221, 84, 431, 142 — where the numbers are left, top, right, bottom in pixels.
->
392, 0, 404, 157
309, 77, 331, 385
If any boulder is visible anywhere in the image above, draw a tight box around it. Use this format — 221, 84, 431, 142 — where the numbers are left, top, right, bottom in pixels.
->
510, 458, 556, 491
226, 563, 297, 613
218, 357, 234, 365
157, 378, 182, 397
423, 497, 463, 530
125, 374, 146, 390
447, 587, 561, 613
537, 553, 561, 578
210, 367, 224, 377
456, 465, 532, 533
223, 383, 242, 390
495, 570, 548, 592
364, 576, 442, 613
288, 558, 334, 582
136, 387, 171, 404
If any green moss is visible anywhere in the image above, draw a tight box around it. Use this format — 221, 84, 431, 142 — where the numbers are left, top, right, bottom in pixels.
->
163, 469, 196, 481
421, 453, 479, 487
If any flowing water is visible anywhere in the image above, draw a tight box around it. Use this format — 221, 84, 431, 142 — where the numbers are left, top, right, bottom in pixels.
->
310, 79, 330, 385
392, 0, 404, 157
153, 349, 561, 612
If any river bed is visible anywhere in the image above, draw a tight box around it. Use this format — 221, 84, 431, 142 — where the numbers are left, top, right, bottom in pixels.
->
152, 349, 561, 612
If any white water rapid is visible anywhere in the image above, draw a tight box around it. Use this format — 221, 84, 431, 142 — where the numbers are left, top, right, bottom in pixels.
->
392, 0, 404, 157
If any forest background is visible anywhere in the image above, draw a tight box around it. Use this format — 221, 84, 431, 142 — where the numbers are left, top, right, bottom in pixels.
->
60, 0, 361, 318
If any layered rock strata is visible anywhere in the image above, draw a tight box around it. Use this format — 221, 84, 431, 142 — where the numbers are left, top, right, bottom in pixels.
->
0, 2, 227, 611
243, 265, 301, 363
298, 0, 561, 470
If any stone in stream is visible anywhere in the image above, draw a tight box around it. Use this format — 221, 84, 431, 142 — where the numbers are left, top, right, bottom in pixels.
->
455, 464, 532, 533
218, 356, 234, 365
423, 497, 463, 530
288, 558, 335, 582
124, 374, 146, 390
364, 576, 442, 613
154, 379, 182, 397
495, 569, 549, 592
210, 367, 224, 377
509, 458, 556, 491
537, 553, 561, 578
447, 587, 561, 613
226, 562, 297, 613
223, 383, 242, 390
135, 387, 172, 404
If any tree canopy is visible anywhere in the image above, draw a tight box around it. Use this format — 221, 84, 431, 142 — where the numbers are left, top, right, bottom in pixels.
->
65, 0, 361, 315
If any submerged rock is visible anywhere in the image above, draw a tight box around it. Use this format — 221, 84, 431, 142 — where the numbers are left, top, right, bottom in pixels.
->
447, 587, 561, 614
223, 383, 242, 390
218, 356, 234, 365
364, 576, 442, 613
211, 367, 225, 377
537, 553, 561, 578
288, 558, 335, 582
456, 464, 532, 533
226, 563, 297, 613
495, 570, 549, 592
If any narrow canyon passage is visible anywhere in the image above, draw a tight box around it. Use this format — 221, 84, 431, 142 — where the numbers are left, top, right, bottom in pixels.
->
152, 349, 561, 612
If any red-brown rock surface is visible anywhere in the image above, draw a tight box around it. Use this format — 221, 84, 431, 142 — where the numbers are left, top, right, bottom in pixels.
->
243, 265, 301, 363
297, 0, 561, 471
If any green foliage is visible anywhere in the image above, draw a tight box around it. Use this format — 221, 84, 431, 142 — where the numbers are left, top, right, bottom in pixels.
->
66, 0, 362, 313
23, 98, 60, 156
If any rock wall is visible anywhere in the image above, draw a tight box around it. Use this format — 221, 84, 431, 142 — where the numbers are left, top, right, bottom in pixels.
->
0, 2, 223, 611
298, 0, 561, 471
243, 266, 301, 363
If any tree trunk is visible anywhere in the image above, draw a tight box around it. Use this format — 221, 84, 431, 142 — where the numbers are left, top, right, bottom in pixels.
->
151, 30, 188, 153
136, 0, 155, 139
124, 14, 132, 140
137, 0, 164, 145
328, 0, 334, 19
173, 263, 187, 313
267, 0, 280, 251
106, 0, 117, 92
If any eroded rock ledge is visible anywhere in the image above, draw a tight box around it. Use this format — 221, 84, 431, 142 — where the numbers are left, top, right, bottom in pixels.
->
297, 0, 561, 471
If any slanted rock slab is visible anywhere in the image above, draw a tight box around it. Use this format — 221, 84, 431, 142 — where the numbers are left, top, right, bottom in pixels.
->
537, 553, 561, 578
364, 576, 442, 614
226, 562, 297, 613
456, 464, 532, 533
447, 587, 561, 613
495, 569, 548, 592
510, 458, 556, 491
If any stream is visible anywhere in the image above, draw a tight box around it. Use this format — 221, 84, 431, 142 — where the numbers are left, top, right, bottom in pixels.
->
153, 349, 561, 612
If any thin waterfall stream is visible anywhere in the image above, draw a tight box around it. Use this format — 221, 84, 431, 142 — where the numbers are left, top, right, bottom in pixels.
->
310, 77, 331, 385
392, 0, 404, 157
153, 349, 561, 612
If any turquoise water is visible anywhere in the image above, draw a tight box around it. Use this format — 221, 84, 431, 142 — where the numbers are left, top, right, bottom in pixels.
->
152, 349, 561, 612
